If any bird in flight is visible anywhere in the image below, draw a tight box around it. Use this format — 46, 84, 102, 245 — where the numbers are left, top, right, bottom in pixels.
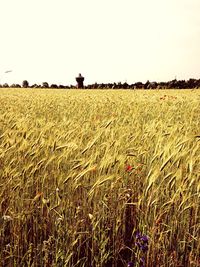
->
5, 70, 12, 73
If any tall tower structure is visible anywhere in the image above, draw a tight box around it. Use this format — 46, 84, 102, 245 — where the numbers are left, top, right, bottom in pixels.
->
76, 73, 84, 88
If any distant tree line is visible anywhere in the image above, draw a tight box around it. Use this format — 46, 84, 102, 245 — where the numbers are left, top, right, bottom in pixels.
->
0, 78, 200, 89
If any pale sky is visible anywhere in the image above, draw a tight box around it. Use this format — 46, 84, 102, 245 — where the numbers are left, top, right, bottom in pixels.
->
0, 0, 200, 86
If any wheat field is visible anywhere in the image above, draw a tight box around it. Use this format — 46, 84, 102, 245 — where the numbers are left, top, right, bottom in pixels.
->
0, 88, 199, 267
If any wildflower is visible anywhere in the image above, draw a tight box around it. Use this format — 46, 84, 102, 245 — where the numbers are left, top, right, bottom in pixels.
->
141, 243, 148, 252
136, 231, 142, 239
126, 164, 133, 172
135, 231, 149, 266
135, 236, 149, 251
136, 232, 149, 245
127, 262, 134, 267
141, 235, 149, 243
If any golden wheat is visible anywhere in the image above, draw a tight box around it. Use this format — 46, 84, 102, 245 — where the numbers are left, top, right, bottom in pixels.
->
0, 88, 199, 267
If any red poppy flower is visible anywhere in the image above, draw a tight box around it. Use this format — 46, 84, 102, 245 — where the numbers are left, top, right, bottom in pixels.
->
126, 164, 133, 172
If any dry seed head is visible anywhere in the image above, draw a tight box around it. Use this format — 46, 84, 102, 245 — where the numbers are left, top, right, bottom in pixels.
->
88, 213, 93, 220
2, 215, 13, 222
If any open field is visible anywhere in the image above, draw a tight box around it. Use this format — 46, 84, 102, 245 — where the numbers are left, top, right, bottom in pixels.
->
0, 89, 199, 267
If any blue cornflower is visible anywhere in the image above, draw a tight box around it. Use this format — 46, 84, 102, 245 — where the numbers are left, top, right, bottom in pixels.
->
134, 231, 149, 267
141, 244, 148, 252
135, 232, 149, 251
141, 235, 149, 243
136, 231, 142, 239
